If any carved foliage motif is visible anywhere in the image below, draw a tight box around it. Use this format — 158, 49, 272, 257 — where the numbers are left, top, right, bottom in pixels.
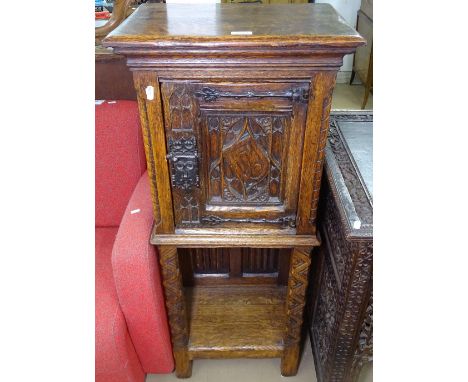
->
351, 289, 373, 380
284, 248, 312, 346
158, 246, 189, 350
330, 241, 372, 381
312, 183, 372, 381
312, 232, 373, 381
324, 194, 351, 286
313, 257, 339, 369
330, 113, 373, 122
207, 115, 286, 205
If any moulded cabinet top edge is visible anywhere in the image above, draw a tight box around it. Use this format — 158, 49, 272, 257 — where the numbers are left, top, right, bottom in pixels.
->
102, 3, 365, 51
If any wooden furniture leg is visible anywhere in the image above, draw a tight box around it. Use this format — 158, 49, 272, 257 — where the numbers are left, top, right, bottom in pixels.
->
349, 69, 356, 85
361, 45, 373, 110
281, 247, 312, 376
158, 246, 192, 378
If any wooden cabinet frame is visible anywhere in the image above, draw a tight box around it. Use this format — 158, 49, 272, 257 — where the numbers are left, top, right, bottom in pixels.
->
103, 3, 364, 377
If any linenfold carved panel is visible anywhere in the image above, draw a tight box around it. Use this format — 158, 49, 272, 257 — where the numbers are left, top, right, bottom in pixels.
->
205, 114, 287, 205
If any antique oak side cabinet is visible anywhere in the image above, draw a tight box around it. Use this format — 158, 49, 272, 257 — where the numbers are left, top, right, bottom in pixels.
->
103, 3, 364, 378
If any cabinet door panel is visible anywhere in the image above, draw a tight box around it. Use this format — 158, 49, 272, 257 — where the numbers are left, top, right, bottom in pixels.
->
161, 81, 310, 231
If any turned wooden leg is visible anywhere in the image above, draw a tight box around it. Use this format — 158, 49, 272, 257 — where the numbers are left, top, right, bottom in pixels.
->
173, 349, 192, 378
158, 246, 193, 378
281, 246, 312, 377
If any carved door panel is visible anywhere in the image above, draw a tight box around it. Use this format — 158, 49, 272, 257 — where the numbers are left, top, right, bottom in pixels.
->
160, 81, 310, 232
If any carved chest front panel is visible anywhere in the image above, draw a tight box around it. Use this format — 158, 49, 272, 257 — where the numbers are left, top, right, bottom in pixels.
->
161, 82, 309, 231
309, 112, 373, 382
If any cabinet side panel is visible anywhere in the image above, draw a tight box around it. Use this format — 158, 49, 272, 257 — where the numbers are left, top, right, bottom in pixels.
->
296, 71, 337, 234
133, 72, 161, 227
133, 72, 174, 233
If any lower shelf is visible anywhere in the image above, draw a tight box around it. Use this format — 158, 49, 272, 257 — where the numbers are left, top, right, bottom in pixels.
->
187, 285, 287, 359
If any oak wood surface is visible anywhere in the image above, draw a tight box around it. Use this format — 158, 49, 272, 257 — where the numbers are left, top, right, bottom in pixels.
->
281, 246, 312, 376
104, 3, 363, 48
160, 81, 308, 231
296, 72, 335, 234
187, 285, 286, 359
103, 4, 364, 377
150, 230, 320, 248
134, 72, 175, 233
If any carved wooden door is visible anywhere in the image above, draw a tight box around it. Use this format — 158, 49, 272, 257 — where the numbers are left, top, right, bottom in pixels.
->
161, 81, 310, 232
160, 81, 310, 283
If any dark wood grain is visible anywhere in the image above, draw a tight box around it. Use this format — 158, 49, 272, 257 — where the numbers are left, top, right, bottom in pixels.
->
309, 112, 373, 382
95, 49, 136, 100
178, 247, 288, 287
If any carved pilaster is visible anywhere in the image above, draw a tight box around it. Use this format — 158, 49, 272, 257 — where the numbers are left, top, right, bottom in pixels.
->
133, 72, 175, 233
133, 73, 161, 228
158, 246, 192, 377
296, 71, 336, 234
309, 75, 336, 226
281, 246, 312, 376
331, 242, 373, 381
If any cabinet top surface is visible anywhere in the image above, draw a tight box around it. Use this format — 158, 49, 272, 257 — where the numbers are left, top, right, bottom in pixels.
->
104, 3, 364, 48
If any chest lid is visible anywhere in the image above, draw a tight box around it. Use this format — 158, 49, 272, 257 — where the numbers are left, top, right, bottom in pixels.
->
325, 111, 373, 239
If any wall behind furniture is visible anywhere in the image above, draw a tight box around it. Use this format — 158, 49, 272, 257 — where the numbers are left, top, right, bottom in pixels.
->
167, 0, 362, 82
316, 0, 361, 82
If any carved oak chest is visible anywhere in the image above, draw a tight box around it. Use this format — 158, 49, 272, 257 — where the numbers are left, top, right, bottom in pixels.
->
103, 3, 364, 378
309, 111, 373, 382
